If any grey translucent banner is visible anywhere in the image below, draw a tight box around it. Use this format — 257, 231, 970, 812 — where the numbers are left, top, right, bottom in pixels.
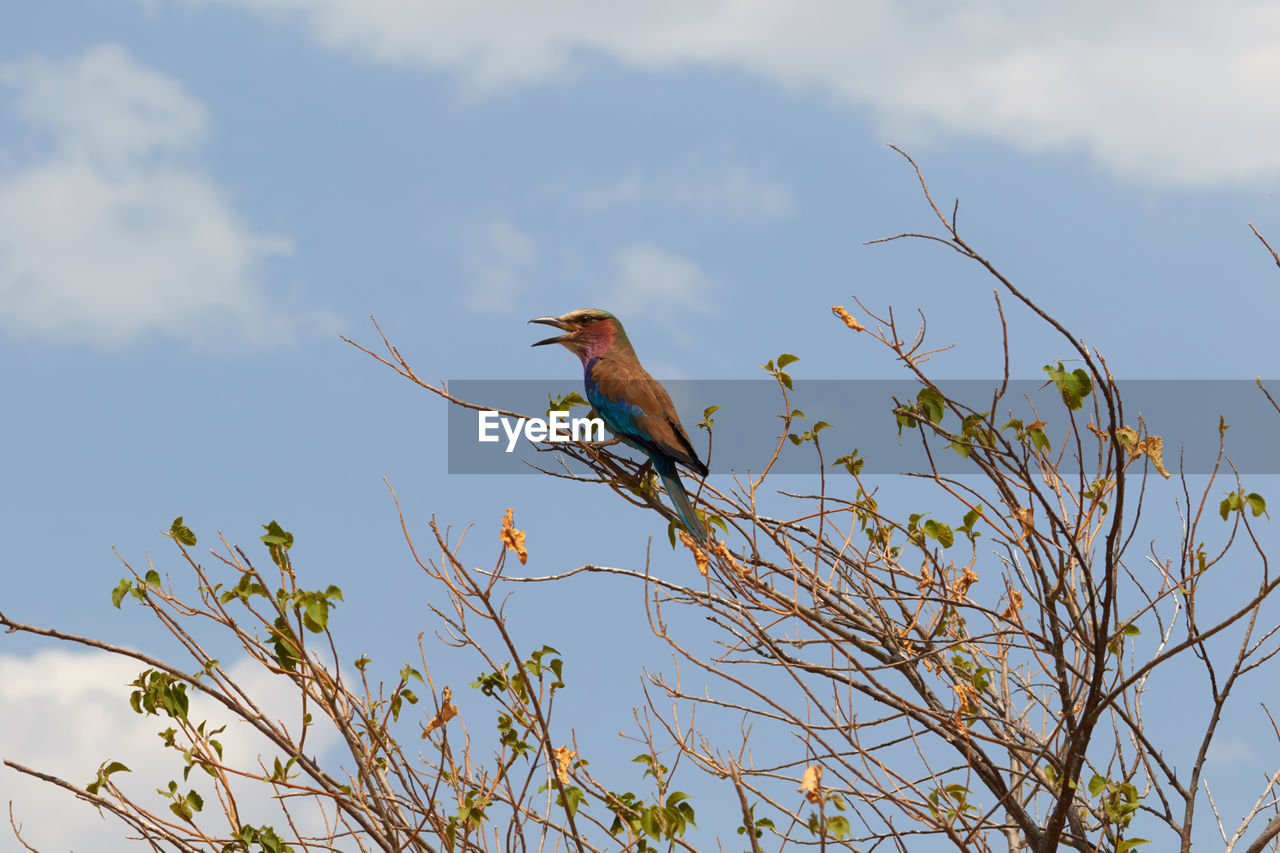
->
446, 380, 1280, 475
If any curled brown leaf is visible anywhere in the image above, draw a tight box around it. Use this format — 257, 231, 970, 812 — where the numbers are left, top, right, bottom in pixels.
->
798, 764, 823, 803
552, 746, 576, 785
422, 686, 458, 737
500, 508, 528, 564
678, 530, 709, 576
1013, 507, 1034, 543
832, 305, 866, 331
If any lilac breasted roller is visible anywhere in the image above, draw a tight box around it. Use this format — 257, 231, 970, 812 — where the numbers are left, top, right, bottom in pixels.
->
530, 308, 708, 540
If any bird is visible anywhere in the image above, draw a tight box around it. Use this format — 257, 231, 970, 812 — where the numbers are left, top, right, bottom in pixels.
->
530, 309, 709, 541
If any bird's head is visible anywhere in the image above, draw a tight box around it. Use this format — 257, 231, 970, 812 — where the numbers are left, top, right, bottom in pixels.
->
529, 308, 625, 362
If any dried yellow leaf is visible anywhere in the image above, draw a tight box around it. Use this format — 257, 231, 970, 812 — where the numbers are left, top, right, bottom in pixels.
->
678, 530, 709, 576
711, 539, 746, 574
1088, 424, 1169, 478
500, 508, 528, 564
831, 305, 865, 332
1000, 588, 1024, 623
952, 567, 979, 598
552, 746, 576, 785
952, 682, 979, 729
422, 686, 458, 737
1013, 507, 1034, 543
1137, 436, 1171, 479
954, 681, 979, 712
917, 565, 933, 592
896, 627, 916, 659
798, 764, 823, 803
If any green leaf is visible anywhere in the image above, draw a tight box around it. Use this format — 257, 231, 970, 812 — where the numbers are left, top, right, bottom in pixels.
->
832, 451, 865, 476
1117, 839, 1150, 853
640, 806, 658, 837
260, 520, 294, 567
261, 521, 292, 546
776, 353, 800, 369
1043, 362, 1093, 410
86, 761, 131, 796
561, 785, 583, 817
167, 517, 197, 547
1088, 773, 1107, 797
1246, 492, 1268, 518
921, 519, 954, 549
1121, 623, 1141, 636
111, 579, 133, 609
546, 391, 588, 415
129, 670, 190, 721
959, 505, 983, 542
1102, 780, 1141, 827
895, 409, 914, 437
916, 387, 945, 425
267, 756, 297, 783
269, 617, 300, 672
302, 597, 329, 633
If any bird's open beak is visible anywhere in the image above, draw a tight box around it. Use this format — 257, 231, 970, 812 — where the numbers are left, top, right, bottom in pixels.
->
529, 316, 572, 347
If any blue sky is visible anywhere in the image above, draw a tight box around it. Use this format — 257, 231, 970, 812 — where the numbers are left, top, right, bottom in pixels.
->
3, 2, 1280, 849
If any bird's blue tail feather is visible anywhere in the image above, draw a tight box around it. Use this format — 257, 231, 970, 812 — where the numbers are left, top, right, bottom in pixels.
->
656, 458, 706, 542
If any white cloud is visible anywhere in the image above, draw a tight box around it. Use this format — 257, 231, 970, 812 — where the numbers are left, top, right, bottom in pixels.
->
204, 0, 1280, 186
576, 164, 794, 220
0, 650, 342, 852
0, 45, 306, 346
1, 45, 207, 165
0, 648, 345, 845
460, 218, 536, 311
609, 243, 711, 317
